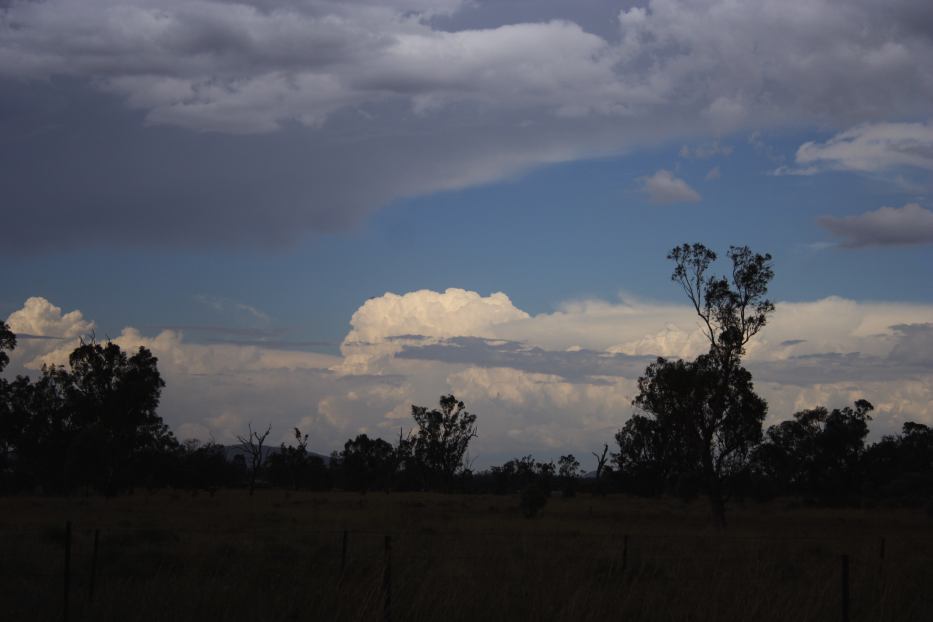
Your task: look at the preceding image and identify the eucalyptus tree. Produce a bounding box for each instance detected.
[625,244,774,528]
[410,394,477,489]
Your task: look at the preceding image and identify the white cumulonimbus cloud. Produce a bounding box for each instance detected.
[6,290,933,465]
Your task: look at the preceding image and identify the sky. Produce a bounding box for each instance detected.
[2,0,933,468]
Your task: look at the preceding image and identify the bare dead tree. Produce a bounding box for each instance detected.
[237,423,271,496]
[592,444,609,495]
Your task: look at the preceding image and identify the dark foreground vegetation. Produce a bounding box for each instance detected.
[1,491,932,622]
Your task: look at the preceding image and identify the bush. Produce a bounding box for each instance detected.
[520,483,547,518]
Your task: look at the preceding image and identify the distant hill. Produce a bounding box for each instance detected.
[222,445,331,465]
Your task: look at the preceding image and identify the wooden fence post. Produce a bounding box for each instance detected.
[341,529,348,572]
[63,521,71,622]
[879,536,885,580]
[840,554,850,622]
[88,529,100,603]
[383,535,392,622]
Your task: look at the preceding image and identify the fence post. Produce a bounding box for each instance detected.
[879,536,885,580]
[840,554,850,622]
[88,529,100,603]
[621,534,629,574]
[341,529,348,572]
[63,521,72,622]
[383,535,392,622]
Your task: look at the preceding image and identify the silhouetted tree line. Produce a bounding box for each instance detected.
[1,243,932,520]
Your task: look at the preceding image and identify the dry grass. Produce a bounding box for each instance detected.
[1,491,931,621]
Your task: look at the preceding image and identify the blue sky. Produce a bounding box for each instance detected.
[3,129,930,347]
[2,0,933,464]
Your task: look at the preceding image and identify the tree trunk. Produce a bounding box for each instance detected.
[703,450,727,530]
[708,487,727,530]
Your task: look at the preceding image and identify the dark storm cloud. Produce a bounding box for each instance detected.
[888,323,933,366]
[751,323,933,385]
[2,0,933,251]
[396,336,652,383]
[819,204,933,248]
[11,333,64,341]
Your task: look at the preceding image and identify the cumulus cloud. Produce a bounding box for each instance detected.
[6,296,94,339]
[7,290,933,462]
[2,0,933,249]
[641,170,701,204]
[819,203,933,247]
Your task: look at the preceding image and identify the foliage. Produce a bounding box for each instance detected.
[520,482,548,517]
[622,355,767,499]
[266,428,330,491]
[236,423,271,495]
[2,338,172,493]
[557,454,581,497]
[752,400,873,502]
[621,243,774,527]
[410,394,477,488]
[340,433,396,492]
[0,321,15,374]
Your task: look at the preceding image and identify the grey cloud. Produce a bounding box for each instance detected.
[680,142,733,159]
[3,0,933,250]
[385,334,431,342]
[752,324,933,386]
[10,333,65,341]
[779,339,806,347]
[819,203,933,248]
[888,323,933,366]
[749,353,907,386]
[198,338,335,351]
[396,336,653,383]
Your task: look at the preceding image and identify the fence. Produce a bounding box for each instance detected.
[2,523,930,622]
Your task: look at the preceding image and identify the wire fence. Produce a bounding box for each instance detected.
[2,522,932,621]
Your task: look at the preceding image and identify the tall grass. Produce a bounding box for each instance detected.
[1,491,930,621]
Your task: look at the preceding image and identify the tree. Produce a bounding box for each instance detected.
[614,414,680,496]
[175,439,234,495]
[64,340,173,492]
[629,244,774,528]
[3,367,71,491]
[862,421,933,505]
[2,339,172,493]
[558,454,581,497]
[0,321,15,374]
[410,394,477,489]
[0,322,17,483]
[267,428,328,491]
[237,423,271,495]
[668,244,774,360]
[591,444,610,495]
[341,434,395,492]
[759,400,873,501]
[630,354,766,514]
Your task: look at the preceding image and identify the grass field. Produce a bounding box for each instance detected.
[1,491,931,621]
